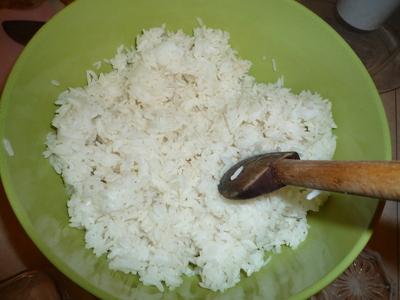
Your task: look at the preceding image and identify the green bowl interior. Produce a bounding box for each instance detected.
[0,0,390,299]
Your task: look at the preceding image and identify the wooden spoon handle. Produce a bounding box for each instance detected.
[273,160,400,201]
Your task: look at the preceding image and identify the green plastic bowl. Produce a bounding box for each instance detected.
[0,0,390,299]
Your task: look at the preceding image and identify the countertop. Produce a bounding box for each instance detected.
[0,1,398,299]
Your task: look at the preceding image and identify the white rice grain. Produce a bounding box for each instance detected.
[51,80,60,86]
[272,58,277,72]
[92,61,102,70]
[230,166,244,181]
[307,189,324,200]
[3,138,14,156]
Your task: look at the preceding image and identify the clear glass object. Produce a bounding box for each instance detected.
[337,0,400,31]
[309,248,397,299]
[0,270,61,300]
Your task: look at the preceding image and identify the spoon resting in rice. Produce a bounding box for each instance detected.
[218,151,400,201]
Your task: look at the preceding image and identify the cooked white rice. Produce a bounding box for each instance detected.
[51,80,60,86]
[43,23,337,292]
[230,165,244,181]
[3,138,14,156]
[272,59,277,72]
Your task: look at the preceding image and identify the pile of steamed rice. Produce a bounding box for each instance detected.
[43,22,337,292]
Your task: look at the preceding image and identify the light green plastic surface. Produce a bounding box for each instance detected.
[0,0,391,299]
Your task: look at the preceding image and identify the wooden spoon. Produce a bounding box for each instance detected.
[218,151,400,201]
